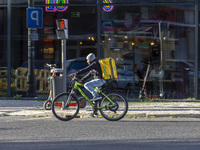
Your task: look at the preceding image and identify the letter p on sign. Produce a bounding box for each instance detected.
[27,8,43,28]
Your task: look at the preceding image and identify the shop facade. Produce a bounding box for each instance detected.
[0,0,199,99]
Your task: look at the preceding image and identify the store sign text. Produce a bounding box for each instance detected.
[46,0,69,12]
[46,0,113,12]
[103,0,114,12]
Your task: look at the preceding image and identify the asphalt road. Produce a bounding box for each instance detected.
[0,117,200,150]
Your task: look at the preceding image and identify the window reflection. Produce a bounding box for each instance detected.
[101,5,195,99]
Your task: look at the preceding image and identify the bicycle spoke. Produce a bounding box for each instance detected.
[99,93,128,121]
[52,92,79,121]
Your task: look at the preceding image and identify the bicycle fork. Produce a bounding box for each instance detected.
[63,90,75,109]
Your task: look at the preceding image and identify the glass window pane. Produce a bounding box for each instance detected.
[34,0,97,5]
[147,0,196,3]
[111,0,196,3]
[101,4,195,99]
[10,6,97,97]
[11,0,27,5]
[0,0,7,5]
[0,7,7,96]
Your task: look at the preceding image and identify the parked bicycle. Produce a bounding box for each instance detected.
[43,63,57,110]
[52,76,128,121]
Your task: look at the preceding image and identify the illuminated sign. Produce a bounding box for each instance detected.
[56,19,67,29]
[103,0,114,12]
[60,20,65,28]
[71,12,80,18]
[60,20,65,29]
[46,0,113,12]
[46,0,69,12]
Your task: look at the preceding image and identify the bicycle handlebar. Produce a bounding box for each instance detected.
[71,76,79,82]
[46,63,57,68]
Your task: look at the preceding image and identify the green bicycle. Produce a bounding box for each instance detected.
[52,77,128,121]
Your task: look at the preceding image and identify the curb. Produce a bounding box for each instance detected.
[1,102,200,119]
[1,109,200,119]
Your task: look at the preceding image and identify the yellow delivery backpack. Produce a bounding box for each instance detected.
[99,57,118,80]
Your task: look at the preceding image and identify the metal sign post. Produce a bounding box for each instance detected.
[26,1,43,97]
[159,22,164,98]
[62,40,66,92]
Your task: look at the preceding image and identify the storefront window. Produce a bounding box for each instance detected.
[43,6,97,60]
[0,7,7,96]
[0,0,7,5]
[12,0,97,5]
[0,0,198,99]
[198,1,200,98]
[147,0,196,3]
[11,0,28,5]
[10,5,97,97]
[101,4,195,99]
[34,0,97,5]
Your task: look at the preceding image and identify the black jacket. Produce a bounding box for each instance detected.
[76,59,103,81]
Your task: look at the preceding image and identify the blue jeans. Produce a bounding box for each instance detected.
[84,79,106,97]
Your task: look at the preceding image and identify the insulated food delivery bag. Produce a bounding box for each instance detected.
[99,57,118,80]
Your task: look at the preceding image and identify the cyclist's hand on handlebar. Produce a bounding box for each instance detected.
[70,73,77,77]
[79,79,83,83]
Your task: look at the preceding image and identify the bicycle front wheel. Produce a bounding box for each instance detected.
[99,93,128,121]
[52,92,79,121]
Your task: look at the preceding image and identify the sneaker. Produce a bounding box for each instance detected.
[91,95,102,101]
[89,112,99,118]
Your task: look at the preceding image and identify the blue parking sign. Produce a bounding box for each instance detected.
[27,8,43,28]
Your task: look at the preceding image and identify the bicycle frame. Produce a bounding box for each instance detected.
[69,80,115,109]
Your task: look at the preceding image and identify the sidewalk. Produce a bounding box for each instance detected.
[0,100,200,118]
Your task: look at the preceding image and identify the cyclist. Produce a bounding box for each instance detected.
[70,53,106,101]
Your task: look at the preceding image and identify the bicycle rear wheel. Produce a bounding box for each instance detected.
[52,92,79,121]
[99,93,128,121]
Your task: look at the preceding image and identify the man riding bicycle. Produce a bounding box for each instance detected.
[70,53,106,101]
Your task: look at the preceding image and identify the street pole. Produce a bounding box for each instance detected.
[159,22,163,69]
[159,22,164,98]
[61,39,66,92]
[27,0,36,97]
[7,0,11,97]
